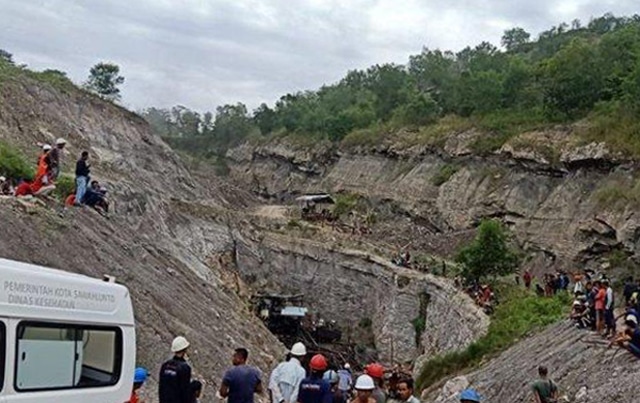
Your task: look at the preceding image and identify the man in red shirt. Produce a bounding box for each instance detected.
[594,280,606,335]
[523,270,532,289]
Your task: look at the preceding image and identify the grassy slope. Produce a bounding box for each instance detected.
[416,285,570,392]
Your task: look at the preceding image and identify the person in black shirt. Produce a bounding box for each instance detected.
[159,336,192,403]
[75,151,90,205]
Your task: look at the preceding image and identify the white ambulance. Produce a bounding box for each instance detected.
[0,258,136,402]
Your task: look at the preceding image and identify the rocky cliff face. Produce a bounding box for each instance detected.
[226,130,640,272]
[0,77,285,401]
[0,73,489,401]
[427,321,640,403]
[233,229,488,365]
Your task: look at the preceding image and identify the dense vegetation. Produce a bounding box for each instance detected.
[415,286,570,392]
[141,13,640,156]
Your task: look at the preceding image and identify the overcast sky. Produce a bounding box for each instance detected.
[1,0,638,112]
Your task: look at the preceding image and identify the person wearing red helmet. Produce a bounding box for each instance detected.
[297,354,332,403]
[364,363,386,403]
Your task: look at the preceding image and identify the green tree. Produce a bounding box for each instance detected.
[539,38,605,118]
[455,220,519,282]
[501,28,531,51]
[0,49,14,64]
[253,103,277,135]
[84,62,125,101]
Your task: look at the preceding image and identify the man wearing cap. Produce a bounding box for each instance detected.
[46,138,66,181]
[337,364,353,398]
[269,342,307,403]
[159,336,192,403]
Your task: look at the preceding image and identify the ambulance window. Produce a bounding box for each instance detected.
[0,321,5,392]
[15,322,122,391]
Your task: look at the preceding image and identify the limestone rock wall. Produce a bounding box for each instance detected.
[234,231,489,364]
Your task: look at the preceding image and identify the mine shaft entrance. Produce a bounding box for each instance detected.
[250,293,376,369]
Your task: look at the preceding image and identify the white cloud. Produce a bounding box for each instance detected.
[0,0,637,112]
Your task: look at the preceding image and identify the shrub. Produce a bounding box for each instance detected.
[53,174,75,200]
[415,286,569,392]
[0,141,34,180]
[431,164,458,186]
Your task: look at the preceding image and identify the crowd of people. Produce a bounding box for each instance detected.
[568,275,640,358]
[0,139,110,215]
[127,338,483,403]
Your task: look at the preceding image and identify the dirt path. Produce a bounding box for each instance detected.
[253,205,290,219]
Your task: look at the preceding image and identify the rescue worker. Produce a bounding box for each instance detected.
[298,354,332,403]
[337,363,353,399]
[459,388,482,402]
[219,348,263,403]
[129,367,148,403]
[394,378,419,403]
[159,336,192,403]
[351,375,376,403]
[323,370,345,403]
[364,363,386,403]
[269,342,307,403]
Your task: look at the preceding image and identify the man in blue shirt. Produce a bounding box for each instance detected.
[220,348,263,403]
[298,354,332,403]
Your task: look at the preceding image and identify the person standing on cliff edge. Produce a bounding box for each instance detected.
[74,150,90,205]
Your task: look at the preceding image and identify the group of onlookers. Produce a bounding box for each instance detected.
[0,139,110,215]
[126,338,483,403]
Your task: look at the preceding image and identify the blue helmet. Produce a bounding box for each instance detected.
[134,367,148,384]
[459,389,482,402]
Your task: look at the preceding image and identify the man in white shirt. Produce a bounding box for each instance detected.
[269,342,307,403]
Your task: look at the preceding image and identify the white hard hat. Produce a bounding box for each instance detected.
[171,336,190,352]
[0,176,5,182]
[626,315,638,324]
[42,144,52,151]
[290,342,307,356]
[344,363,351,369]
[354,374,375,391]
[56,138,67,145]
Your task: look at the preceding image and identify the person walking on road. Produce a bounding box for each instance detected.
[159,336,192,403]
[220,348,263,403]
[269,342,307,403]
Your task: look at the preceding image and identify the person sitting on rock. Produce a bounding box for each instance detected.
[611,315,640,358]
[531,365,558,403]
[0,176,12,195]
[570,295,590,329]
[82,180,110,214]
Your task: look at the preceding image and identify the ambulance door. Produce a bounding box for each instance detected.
[0,319,6,402]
